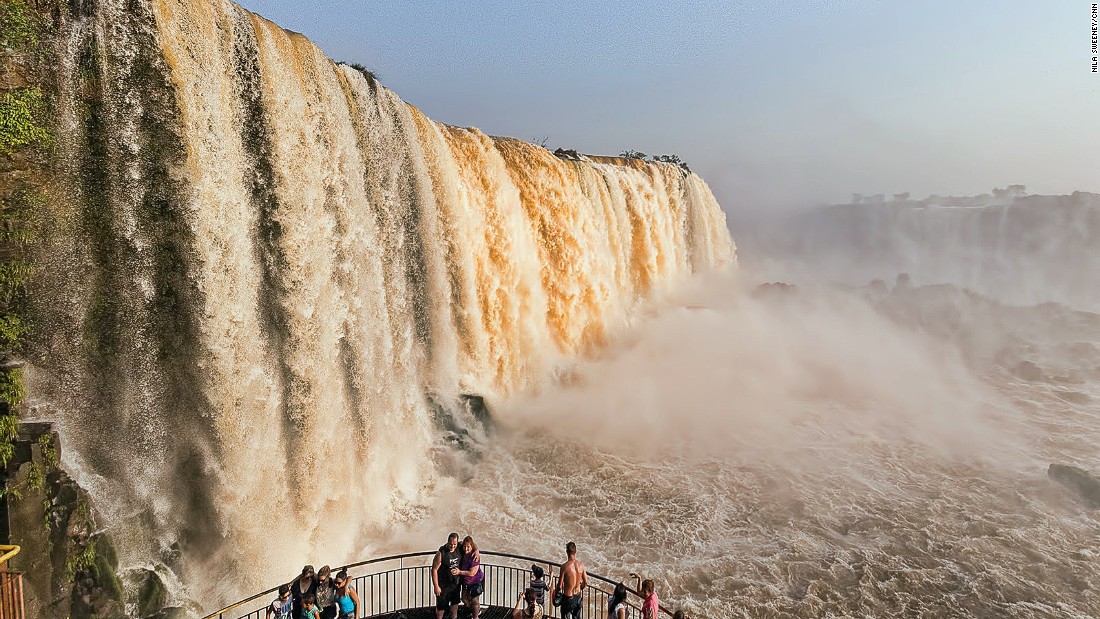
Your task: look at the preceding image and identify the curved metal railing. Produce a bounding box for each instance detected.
[0,546,20,566]
[203,550,672,619]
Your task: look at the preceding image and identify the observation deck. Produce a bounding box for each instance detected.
[204,550,672,619]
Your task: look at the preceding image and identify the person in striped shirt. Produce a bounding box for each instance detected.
[529,564,551,607]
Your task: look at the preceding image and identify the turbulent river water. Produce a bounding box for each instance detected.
[400,273,1100,618]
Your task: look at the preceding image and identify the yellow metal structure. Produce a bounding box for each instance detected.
[0,546,23,619]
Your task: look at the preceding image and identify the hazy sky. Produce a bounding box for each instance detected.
[234,0,1100,211]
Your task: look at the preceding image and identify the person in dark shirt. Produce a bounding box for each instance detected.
[528,565,551,607]
[432,533,462,619]
[289,565,318,619]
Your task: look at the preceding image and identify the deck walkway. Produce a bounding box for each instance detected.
[367,606,519,619]
[203,551,653,619]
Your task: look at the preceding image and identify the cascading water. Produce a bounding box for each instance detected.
[26,0,734,606]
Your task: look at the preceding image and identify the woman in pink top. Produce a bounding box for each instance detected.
[640,579,659,619]
[453,536,484,619]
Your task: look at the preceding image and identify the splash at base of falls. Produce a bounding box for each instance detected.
[396,272,1100,618]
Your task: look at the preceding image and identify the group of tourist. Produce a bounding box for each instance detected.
[266,535,680,619]
[432,534,677,619]
[266,565,358,619]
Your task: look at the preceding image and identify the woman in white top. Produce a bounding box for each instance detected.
[511,587,544,619]
[607,582,628,619]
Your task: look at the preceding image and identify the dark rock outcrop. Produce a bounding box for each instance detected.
[4,423,127,619]
[552,148,585,161]
[1048,464,1100,508]
[460,394,493,434]
[136,568,168,618]
[426,392,493,453]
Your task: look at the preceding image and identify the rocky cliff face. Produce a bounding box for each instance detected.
[5,423,126,619]
[0,3,133,618]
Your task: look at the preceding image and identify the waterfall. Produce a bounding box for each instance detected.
[28,0,735,602]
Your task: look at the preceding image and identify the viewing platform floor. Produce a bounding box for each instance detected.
[367,607,518,619]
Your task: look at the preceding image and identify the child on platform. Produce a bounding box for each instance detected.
[301,594,321,619]
[266,585,293,619]
[529,564,550,607]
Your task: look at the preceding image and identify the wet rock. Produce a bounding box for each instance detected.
[427,394,470,448]
[426,392,493,453]
[552,148,584,161]
[70,533,125,619]
[6,423,126,619]
[137,568,168,618]
[460,394,493,434]
[1047,464,1100,508]
[159,541,182,571]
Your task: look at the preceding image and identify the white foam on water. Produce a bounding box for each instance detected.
[397,272,1100,617]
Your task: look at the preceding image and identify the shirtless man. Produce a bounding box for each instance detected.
[554,541,588,619]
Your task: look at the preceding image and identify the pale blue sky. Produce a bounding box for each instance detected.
[235,0,1100,211]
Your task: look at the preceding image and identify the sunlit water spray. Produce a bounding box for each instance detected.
[400,271,1100,618]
